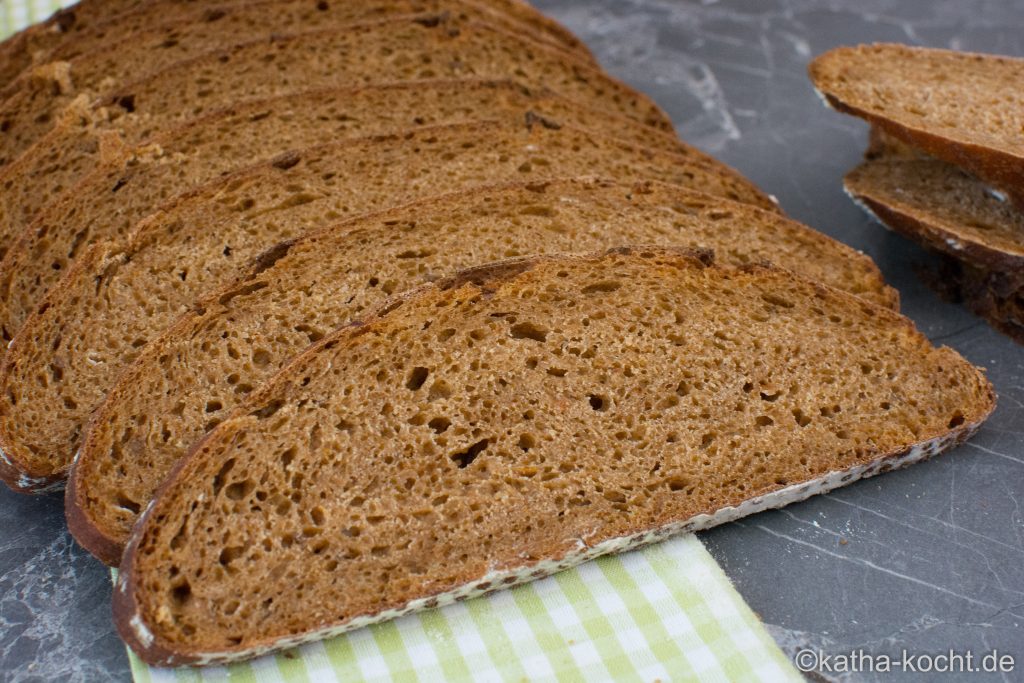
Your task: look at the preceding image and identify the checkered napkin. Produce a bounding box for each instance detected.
[121,535,798,682]
[4,2,800,680]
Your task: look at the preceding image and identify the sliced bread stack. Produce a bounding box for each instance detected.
[0,2,995,667]
[810,43,1024,342]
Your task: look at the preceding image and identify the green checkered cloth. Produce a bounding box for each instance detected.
[4,2,801,680]
[123,535,798,682]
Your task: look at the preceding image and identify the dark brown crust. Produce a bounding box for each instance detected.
[810,45,1024,209]
[845,177,1024,274]
[113,248,994,666]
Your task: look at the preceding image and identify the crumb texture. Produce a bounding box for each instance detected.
[0,12,664,164]
[0,79,685,342]
[123,249,991,659]
[73,179,891,559]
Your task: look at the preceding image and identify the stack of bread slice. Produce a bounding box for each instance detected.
[810,43,1024,343]
[0,1,995,666]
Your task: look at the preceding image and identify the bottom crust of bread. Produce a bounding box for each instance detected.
[114,419,982,667]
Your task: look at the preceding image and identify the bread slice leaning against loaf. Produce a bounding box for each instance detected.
[67,178,895,564]
[0,0,595,165]
[0,120,774,493]
[843,134,1024,344]
[113,246,993,667]
[808,43,1024,209]
[0,78,688,342]
[0,13,662,167]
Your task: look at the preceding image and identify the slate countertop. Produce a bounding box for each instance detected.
[2,1,1022,681]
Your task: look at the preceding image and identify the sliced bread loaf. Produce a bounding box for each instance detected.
[0,13,665,166]
[67,178,894,564]
[0,79,693,341]
[809,43,1024,208]
[0,120,775,492]
[112,247,993,666]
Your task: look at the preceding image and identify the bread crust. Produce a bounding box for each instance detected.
[112,248,994,666]
[810,44,1024,209]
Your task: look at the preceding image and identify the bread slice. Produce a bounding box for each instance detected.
[845,156,1024,344]
[0,120,775,493]
[0,79,693,341]
[111,246,992,666]
[0,13,664,166]
[809,43,1024,208]
[66,178,895,564]
[845,157,1024,273]
[845,126,1024,344]
[9,0,592,87]
[0,0,594,163]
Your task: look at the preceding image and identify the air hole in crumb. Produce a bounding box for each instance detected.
[219,546,244,565]
[667,477,689,492]
[406,366,429,391]
[170,581,191,606]
[224,479,254,500]
[510,322,548,342]
[428,417,451,433]
[115,493,141,514]
[948,411,965,428]
[581,281,622,294]
[755,416,774,427]
[212,458,236,494]
[450,439,488,468]
[588,394,609,411]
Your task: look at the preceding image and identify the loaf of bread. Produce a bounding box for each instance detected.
[809,43,1024,209]
[0,13,665,166]
[0,79,693,343]
[112,247,992,666]
[67,178,895,563]
[0,120,773,492]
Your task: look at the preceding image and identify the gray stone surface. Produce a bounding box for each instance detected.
[1,1,1022,681]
